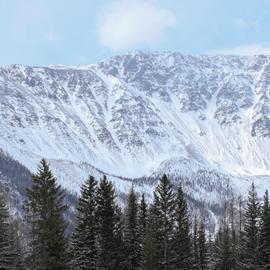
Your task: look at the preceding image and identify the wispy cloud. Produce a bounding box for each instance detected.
[209,43,270,55]
[97,0,176,51]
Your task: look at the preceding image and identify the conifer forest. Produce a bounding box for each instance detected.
[0,159,269,270]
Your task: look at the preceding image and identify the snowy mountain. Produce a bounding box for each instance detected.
[0,51,270,227]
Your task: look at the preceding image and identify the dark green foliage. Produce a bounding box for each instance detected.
[0,190,15,268]
[241,182,260,270]
[26,159,68,270]
[113,205,126,270]
[139,193,148,269]
[70,176,98,269]
[229,200,237,269]
[0,184,25,269]
[198,220,208,270]
[235,196,245,270]
[193,217,199,268]
[145,205,159,270]
[9,219,25,269]
[211,200,237,270]
[124,187,143,270]
[139,193,148,237]
[212,224,235,270]
[173,185,193,270]
[144,228,157,270]
[96,176,124,270]
[151,174,176,270]
[258,190,270,269]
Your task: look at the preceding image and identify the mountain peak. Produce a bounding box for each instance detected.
[0,53,269,193]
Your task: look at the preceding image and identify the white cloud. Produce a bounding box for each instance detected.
[97,0,176,51]
[209,43,270,56]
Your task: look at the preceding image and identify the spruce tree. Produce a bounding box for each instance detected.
[144,229,156,270]
[198,220,208,270]
[96,176,123,270]
[10,219,25,269]
[212,200,236,270]
[139,193,148,238]
[241,182,260,270]
[139,193,148,269]
[70,176,98,269]
[173,185,193,270]
[259,190,270,269]
[124,187,142,270]
[0,189,15,268]
[212,224,234,270]
[193,216,199,268]
[207,234,215,270]
[235,196,245,270]
[145,206,158,270]
[113,205,126,270]
[151,174,175,270]
[229,199,237,270]
[26,159,68,270]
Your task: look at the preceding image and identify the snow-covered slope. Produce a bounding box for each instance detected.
[0,52,270,220]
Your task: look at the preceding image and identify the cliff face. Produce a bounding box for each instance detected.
[0,52,270,227]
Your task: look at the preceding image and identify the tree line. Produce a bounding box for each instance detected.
[0,159,269,270]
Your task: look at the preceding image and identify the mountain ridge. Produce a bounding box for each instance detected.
[0,52,270,221]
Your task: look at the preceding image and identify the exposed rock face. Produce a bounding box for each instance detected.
[0,52,270,228]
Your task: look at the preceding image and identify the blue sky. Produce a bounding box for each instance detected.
[1,0,270,65]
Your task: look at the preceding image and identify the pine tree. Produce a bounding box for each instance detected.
[241,182,260,270]
[212,224,234,270]
[207,234,215,270]
[235,196,245,270]
[10,219,25,269]
[139,193,148,269]
[151,174,175,270]
[139,193,148,238]
[96,176,124,270]
[229,199,237,270]
[0,189,15,268]
[113,205,126,270]
[70,175,98,269]
[198,220,208,270]
[145,206,158,270]
[173,185,193,270]
[193,216,199,268]
[26,159,68,270]
[124,187,142,270]
[258,190,270,269]
[144,229,156,270]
